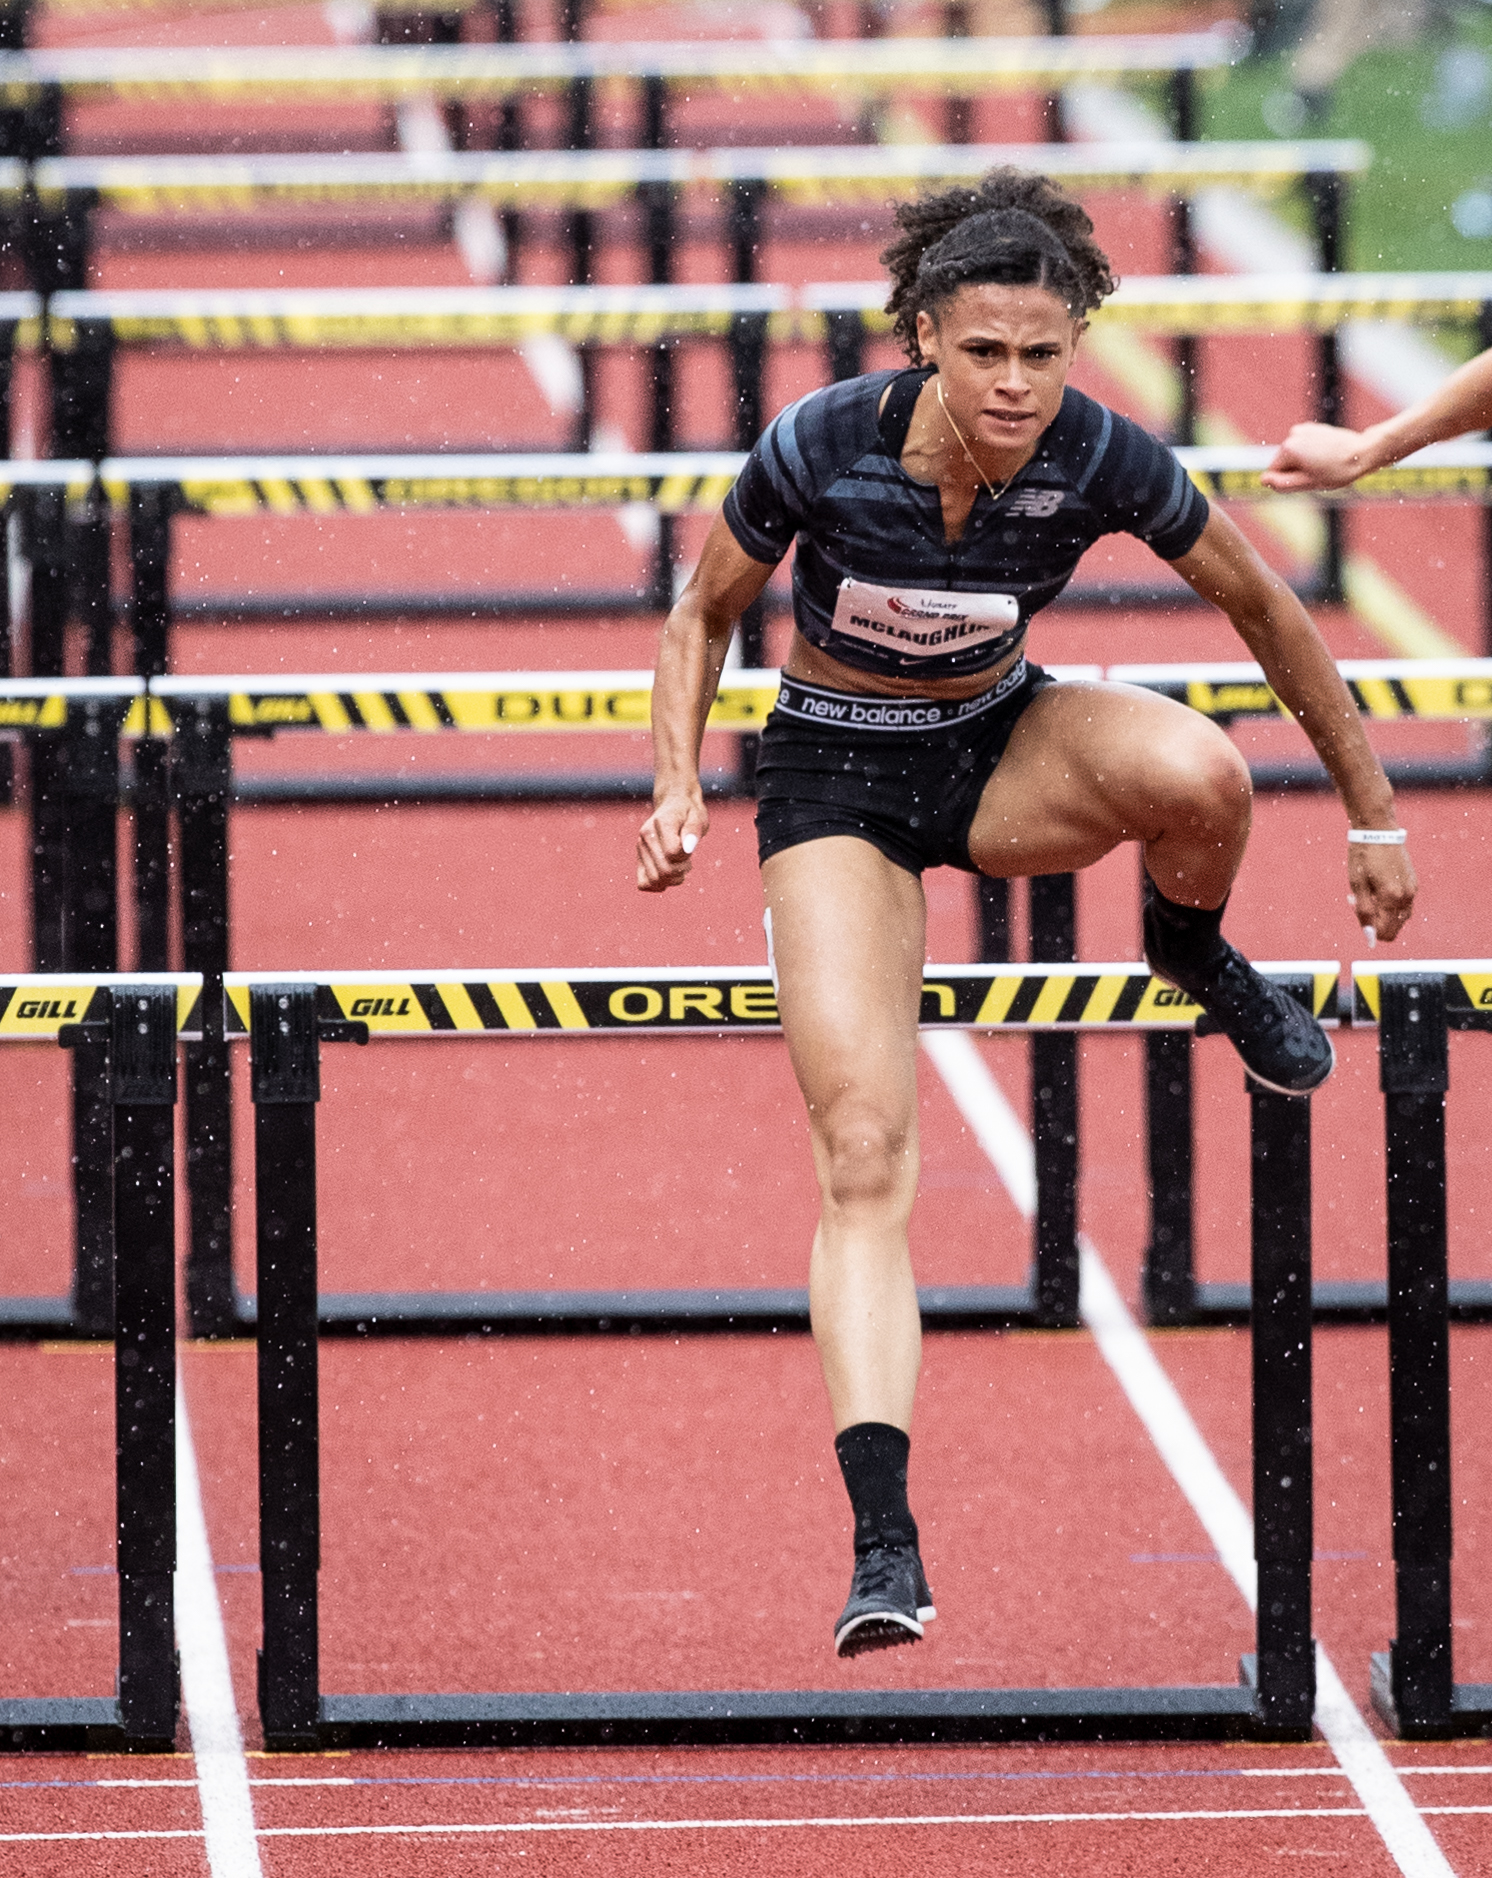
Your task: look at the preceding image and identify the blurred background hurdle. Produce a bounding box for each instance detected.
[22,139,1363,298]
[0,26,1245,160]
[3,268,1485,646]
[67,441,1492,703]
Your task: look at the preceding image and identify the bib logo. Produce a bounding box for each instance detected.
[1007,489,1064,519]
[886,594,963,621]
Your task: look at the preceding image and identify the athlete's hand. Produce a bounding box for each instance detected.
[637,789,709,893]
[1349,840,1417,946]
[1261,423,1376,493]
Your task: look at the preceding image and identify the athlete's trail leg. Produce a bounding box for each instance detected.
[966,681,1252,901]
[763,838,927,1434]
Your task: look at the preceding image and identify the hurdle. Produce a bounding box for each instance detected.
[143,657,1492,1339]
[1118,657,1492,1330]
[71,444,1492,678]
[231,964,1324,1746]
[1346,961,1492,1739]
[0,27,1245,159]
[44,254,1461,475]
[0,973,197,1749]
[25,136,1364,304]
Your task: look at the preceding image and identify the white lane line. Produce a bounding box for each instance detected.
[56,1763,1492,1788]
[922,1031,1458,1878]
[6,1808,1492,1845]
[176,1371,265,1878]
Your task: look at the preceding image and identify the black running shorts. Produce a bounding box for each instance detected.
[754,658,1056,878]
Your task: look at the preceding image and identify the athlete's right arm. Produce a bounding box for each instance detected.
[636,515,777,893]
[1262,345,1492,492]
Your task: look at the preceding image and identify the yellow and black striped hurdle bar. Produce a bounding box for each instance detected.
[235,958,1327,1747]
[77,444,1492,678]
[0,26,1246,116]
[48,256,1485,467]
[0,26,1246,184]
[0,971,201,1751]
[27,132,1363,302]
[1343,961,1492,1739]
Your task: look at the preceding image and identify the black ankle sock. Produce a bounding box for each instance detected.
[1143,876,1227,977]
[834,1422,918,1555]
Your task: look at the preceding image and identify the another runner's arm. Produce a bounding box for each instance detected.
[1168,507,1416,942]
[637,516,775,893]
[1262,346,1492,492]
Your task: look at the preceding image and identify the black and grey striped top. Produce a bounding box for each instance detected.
[722,365,1210,682]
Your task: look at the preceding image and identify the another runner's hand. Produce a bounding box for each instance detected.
[1261,423,1374,493]
[1349,840,1416,945]
[637,791,709,892]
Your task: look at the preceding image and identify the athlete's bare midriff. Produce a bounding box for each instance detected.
[782,628,1029,702]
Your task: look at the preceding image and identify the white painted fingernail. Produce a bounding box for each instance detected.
[681,832,698,855]
[1364,926,1377,948]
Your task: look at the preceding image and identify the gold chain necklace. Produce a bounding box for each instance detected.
[936,378,1013,504]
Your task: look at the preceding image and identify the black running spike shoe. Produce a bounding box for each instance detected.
[1144,910,1333,1097]
[834,1545,937,1658]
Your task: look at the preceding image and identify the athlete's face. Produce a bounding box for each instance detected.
[916,284,1080,462]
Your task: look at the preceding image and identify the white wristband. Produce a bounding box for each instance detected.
[1347,827,1407,845]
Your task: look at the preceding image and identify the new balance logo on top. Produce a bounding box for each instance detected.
[1006,489,1065,518]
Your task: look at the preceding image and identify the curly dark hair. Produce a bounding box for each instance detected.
[881,168,1117,363]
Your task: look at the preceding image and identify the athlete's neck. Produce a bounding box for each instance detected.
[901,376,1041,493]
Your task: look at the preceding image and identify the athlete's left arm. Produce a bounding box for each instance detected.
[1168,506,1416,942]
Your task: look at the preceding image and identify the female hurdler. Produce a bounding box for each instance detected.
[636,171,1417,1657]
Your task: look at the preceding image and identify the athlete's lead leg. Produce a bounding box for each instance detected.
[968,682,1332,1095]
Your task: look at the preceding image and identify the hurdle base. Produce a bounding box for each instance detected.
[301,1683,1278,1753]
[1369,1653,1492,1741]
[1179,1279,1492,1328]
[233,1285,1044,1337]
[231,768,743,807]
[0,1296,99,1339]
[0,1697,155,1752]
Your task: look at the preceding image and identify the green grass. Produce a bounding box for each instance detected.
[1195,5,1492,290]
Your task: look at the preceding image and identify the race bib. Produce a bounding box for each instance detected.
[830,579,1021,660]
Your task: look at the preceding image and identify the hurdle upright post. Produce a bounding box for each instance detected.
[1372,974,1455,1735]
[111,983,181,1748]
[1030,872,1079,1326]
[128,485,174,971]
[1247,1066,1316,1736]
[22,482,70,972]
[66,693,125,1336]
[1142,1030,1196,1325]
[1305,168,1346,604]
[252,984,324,1749]
[176,697,240,1338]
[48,316,113,459]
[641,101,678,616]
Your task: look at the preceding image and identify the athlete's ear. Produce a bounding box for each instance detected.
[915,307,939,365]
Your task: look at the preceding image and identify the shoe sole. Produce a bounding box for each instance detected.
[1145,959,1336,1098]
[835,1610,924,1657]
[917,1604,937,1622]
[1240,1032,1336,1099]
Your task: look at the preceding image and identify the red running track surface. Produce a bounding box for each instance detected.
[3,7,1492,1870]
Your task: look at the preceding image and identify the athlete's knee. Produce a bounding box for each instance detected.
[1158,725,1251,832]
[816,1103,915,1213]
